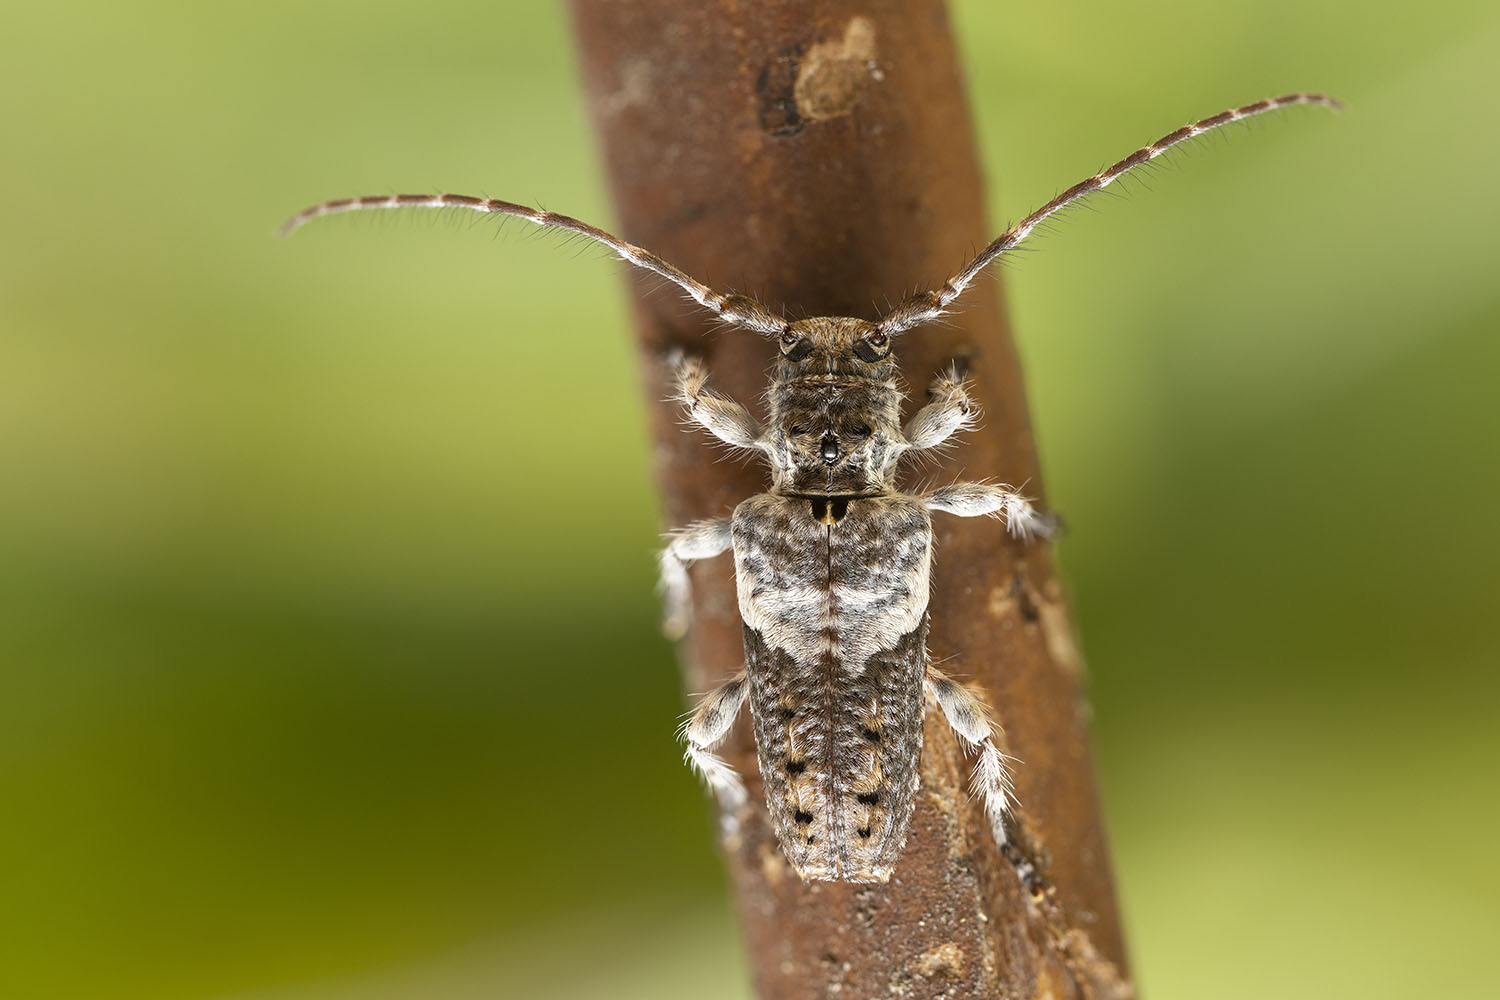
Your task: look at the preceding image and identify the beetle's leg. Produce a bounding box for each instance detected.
[680,671,750,821]
[926,665,1017,847]
[904,362,978,451]
[923,482,1057,540]
[671,354,765,451]
[659,517,734,640]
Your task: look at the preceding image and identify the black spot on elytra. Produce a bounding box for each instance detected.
[787,759,807,775]
[857,826,872,839]
[860,726,881,743]
[856,791,880,806]
[779,706,796,721]
[794,809,814,825]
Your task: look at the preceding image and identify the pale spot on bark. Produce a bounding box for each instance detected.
[598,55,652,117]
[1035,959,1069,1000]
[987,583,1016,619]
[1058,927,1137,1000]
[795,17,879,122]
[759,839,789,888]
[1039,580,1084,680]
[910,941,965,978]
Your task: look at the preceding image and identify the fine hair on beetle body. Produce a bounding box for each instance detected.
[283,92,1340,883]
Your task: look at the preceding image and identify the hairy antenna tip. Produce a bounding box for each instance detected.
[275,213,307,239]
[1305,92,1346,113]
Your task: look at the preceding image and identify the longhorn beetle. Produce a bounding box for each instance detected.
[283,92,1340,882]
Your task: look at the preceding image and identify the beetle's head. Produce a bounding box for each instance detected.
[769,317,905,494]
[774,317,897,381]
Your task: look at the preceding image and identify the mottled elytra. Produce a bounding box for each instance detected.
[284,92,1339,882]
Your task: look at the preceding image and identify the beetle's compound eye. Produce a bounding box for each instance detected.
[789,425,807,438]
[852,424,872,439]
[780,331,814,361]
[854,329,891,362]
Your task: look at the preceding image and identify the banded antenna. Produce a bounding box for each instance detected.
[875,92,1342,334]
[279,194,789,336]
[281,92,1340,336]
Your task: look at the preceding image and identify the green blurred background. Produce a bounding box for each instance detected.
[2,2,1496,997]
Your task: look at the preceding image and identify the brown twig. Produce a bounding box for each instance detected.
[568,2,1132,997]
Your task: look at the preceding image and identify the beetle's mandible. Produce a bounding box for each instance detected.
[283,92,1340,883]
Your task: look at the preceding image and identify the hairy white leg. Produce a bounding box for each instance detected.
[904,363,977,451]
[659,517,734,640]
[926,666,1016,848]
[680,671,750,822]
[672,354,766,451]
[924,481,1056,540]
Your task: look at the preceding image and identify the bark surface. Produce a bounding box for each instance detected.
[568,3,1132,997]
